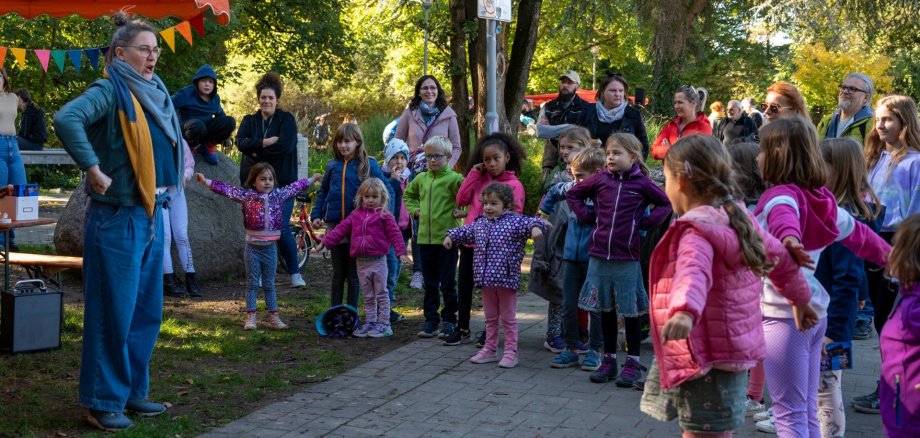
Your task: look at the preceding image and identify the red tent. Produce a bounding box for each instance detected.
[0,0,231,24]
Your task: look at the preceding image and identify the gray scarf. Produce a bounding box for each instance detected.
[596,99,627,124]
[108,58,182,145]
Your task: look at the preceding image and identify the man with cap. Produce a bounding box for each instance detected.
[536,70,588,181]
[171,64,236,164]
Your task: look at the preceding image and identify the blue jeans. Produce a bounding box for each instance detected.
[278,197,299,275]
[856,296,874,322]
[79,198,165,412]
[245,242,278,312]
[0,135,26,245]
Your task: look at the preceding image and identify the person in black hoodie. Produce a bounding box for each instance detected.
[235,71,306,287]
[14,88,47,151]
[171,64,235,164]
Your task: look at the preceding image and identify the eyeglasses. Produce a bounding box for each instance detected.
[425,154,447,161]
[838,84,867,95]
[127,45,162,58]
[761,103,792,114]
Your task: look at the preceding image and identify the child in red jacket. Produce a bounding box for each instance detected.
[315,178,411,338]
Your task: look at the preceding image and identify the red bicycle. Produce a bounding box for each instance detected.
[286,192,329,271]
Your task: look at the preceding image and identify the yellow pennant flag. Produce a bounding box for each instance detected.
[175,21,194,45]
[11,48,27,68]
[159,27,176,52]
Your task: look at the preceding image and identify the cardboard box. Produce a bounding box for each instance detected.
[0,184,39,221]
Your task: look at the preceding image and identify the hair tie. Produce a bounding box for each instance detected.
[723,194,734,204]
[683,161,693,177]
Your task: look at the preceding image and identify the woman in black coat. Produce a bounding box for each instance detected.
[576,75,649,158]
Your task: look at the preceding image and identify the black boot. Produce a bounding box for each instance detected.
[163,273,187,297]
[185,272,203,297]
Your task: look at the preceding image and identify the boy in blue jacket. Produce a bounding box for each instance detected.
[171,64,236,164]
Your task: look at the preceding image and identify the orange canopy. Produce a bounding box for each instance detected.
[0,0,231,25]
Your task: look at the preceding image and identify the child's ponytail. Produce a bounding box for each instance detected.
[666,135,774,276]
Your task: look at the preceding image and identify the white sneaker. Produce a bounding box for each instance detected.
[745,397,765,416]
[409,272,423,289]
[290,273,306,288]
[243,313,257,330]
[755,416,776,434]
[753,408,773,422]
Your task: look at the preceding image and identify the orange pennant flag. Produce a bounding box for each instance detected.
[159,27,176,52]
[176,21,194,45]
[0,47,6,67]
[11,48,27,68]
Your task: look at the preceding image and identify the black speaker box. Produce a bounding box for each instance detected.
[1,286,62,353]
[634,88,646,106]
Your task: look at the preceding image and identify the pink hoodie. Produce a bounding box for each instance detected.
[755,184,891,319]
[321,207,408,258]
[649,205,811,390]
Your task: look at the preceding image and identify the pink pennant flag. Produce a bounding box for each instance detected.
[34,49,51,72]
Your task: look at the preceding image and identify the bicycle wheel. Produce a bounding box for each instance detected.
[294,227,311,269]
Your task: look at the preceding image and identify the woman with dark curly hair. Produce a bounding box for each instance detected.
[235,72,305,287]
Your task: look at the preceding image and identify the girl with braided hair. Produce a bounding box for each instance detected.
[640,134,817,437]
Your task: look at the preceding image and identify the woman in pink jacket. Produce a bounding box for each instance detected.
[316,178,411,338]
[395,75,462,168]
[640,135,818,438]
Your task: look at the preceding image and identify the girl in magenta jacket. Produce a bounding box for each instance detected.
[316,178,411,338]
[640,135,816,437]
[880,214,920,438]
[755,117,891,437]
[450,133,527,346]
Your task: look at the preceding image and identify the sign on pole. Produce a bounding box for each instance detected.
[477,0,512,23]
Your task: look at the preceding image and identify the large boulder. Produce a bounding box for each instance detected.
[54,152,247,281]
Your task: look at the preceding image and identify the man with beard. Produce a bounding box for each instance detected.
[817,73,875,144]
[536,71,588,180]
[715,100,758,145]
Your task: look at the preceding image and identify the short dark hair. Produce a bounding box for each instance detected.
[479,182,517,211]
[256,71,283,100]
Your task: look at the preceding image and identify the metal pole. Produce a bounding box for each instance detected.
[423,3,430,76]
[485,19,497,134]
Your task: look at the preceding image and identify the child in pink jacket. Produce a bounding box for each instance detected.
[316,178,411,338]
[640,135,818,437]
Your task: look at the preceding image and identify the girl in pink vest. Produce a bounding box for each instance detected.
[640,135,817,437]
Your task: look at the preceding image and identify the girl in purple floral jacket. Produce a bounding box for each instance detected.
[444,182,545,368]
[196,163,320,330]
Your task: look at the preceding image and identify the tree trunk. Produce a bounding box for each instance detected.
[503,0,542,137]
[448,0,472,171]
[648,0,709,114]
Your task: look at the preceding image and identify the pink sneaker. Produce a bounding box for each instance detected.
[243,312,257,330]
[499,353,518,368]
[470,348,499,364]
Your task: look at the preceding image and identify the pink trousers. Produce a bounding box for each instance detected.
[748,362,765,401]
[356,257,390,325]
[482,286,518,356]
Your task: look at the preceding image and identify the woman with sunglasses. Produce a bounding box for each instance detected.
[763,82,811,124]
[651,85,712,160]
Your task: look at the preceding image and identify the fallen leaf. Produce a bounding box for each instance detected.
[185,379,194,385]
[163,402,174,408]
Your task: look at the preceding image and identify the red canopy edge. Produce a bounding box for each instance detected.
[0,0,231,25]
[525,89,646,107]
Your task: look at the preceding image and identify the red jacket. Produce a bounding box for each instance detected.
[649,205,811,390]
[651,112,713,160]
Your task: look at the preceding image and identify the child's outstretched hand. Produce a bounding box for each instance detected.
[399,255,412,264]
[661,311,693,343]
[195,173,209,186]
[443,236,453,248]
[531,226,543,240]
[312,242,326,253]
[783,237,815,269]
[793,302,819,332]
[310,173,323,183]
[452,209,468,219]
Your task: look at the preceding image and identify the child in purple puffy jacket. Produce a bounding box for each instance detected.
[880,214,920,438]
[196,163,320,330]
[444,182,545,368]
[315,178,412,338]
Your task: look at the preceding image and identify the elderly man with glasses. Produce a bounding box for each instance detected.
[817,73,875,144]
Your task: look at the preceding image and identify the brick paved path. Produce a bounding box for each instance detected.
[200,293,885,437]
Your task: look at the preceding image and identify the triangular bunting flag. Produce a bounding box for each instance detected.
[0,47,6,68]
[11,48,27,68]
[189,14,205,38]
[51,50,66,73]
[85,48,99,70]
[67,50,82,73]
[100,47,109,56]
[34,49,51,72]
[176,21,194,45]
[159,27,176,52]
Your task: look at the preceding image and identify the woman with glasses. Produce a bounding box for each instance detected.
[763,81,811,124]
[395,75,462,290]
[235,72,306,287]
[54,12,182,431]
[651,85,712,160]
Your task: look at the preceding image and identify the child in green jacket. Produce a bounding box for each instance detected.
[403,136,465,338]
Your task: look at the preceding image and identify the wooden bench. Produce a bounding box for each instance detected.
[21,149,77,166]
[0,252,83,286]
